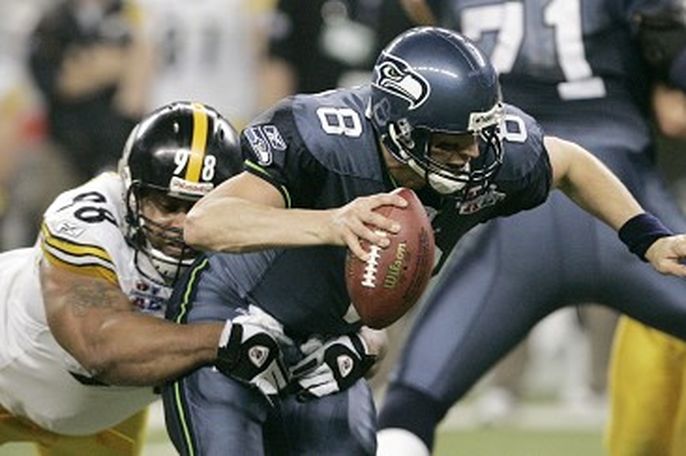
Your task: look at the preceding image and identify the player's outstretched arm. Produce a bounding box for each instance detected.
[42,261,291,394]
[41,260,223,386]
[546,136,686,276]
[546,136,642,229]
[184,171,406,260]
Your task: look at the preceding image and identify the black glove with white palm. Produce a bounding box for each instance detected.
[215,305,293,399]
[289,332,377,401]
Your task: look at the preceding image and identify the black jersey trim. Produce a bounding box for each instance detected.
[244,160,292,208]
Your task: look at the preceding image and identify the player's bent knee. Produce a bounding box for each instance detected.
[377,384,448,450]
[377,428,430,456]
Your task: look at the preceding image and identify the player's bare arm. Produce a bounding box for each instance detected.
[184,170,406,260]
[546,136,642,230]
[547,135,686,276]
[41,260,223,386]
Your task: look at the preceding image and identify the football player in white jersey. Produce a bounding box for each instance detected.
[0,101,247,455]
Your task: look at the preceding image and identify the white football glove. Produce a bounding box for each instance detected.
[215,306,293,398]
[289,333,376,400]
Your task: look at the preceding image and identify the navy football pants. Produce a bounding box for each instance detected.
[162,259,377,456]
[378,148,686,449]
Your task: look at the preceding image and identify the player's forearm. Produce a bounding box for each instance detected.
[185,196,336,252]
[560,154,642,230]
[87,314,223,386]
[549,137,643,230]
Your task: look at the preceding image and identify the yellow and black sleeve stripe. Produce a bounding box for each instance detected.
[40,223,119,285]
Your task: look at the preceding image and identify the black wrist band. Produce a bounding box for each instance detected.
[618,213,673,261]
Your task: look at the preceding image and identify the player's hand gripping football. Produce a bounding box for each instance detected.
[329,192,407,261]
[289,331,379,400]
[645,235,686,277]
[215,306,292,398]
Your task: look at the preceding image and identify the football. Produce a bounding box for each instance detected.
[345,187,435,329]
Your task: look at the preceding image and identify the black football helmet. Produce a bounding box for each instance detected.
[119,101,242,284]
[368,27,504,200]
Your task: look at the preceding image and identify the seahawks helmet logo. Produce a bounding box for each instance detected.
[373,53,431,110]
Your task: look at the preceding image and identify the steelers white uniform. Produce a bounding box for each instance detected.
[0,172,171,438]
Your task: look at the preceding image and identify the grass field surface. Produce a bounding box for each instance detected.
[1,399,606,455]
[434,428,602,456]
[1,428,603,456]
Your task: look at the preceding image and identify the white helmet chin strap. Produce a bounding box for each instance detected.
[145,244,194,286]
[406,158,468,194]
[134,214,195,286]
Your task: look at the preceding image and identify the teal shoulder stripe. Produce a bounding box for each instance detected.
[244,159,270,179]
[173,257,210,324]
[244,160,292,208]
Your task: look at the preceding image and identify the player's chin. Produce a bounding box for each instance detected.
[407,176,426,190]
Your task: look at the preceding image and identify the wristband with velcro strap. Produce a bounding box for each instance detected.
[618,212,673,261]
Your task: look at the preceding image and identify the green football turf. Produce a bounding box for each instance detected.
[2,428,603,455]
[434,428,603,456]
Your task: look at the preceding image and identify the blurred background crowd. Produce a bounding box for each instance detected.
[3,0,686,440]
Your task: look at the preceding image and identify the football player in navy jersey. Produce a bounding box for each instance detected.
[160,26,686,456]
[376,1,686,455]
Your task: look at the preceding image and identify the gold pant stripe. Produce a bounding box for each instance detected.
[0,405,148,456]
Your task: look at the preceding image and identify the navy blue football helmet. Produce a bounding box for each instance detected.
[368,27,504,198]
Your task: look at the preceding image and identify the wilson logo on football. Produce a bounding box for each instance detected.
[383,242,408,289]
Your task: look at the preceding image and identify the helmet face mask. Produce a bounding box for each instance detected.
[135,212,195,286]
[119,101,242,285]
[369,27,505,200]
[122,174,200,286]
[137,187,195,253]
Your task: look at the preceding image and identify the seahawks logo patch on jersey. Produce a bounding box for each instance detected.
[244,125,287,166]
[372,53,430,110]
